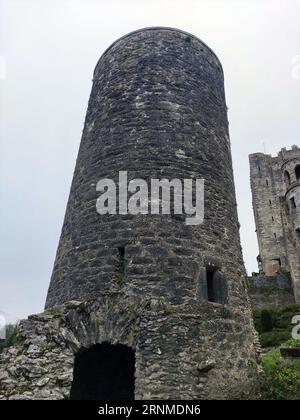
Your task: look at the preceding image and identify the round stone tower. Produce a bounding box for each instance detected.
[44,27,258,399]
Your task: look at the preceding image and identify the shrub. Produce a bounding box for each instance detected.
[253,305,300,348]
[259,339,300,400]
[260,330,291,348]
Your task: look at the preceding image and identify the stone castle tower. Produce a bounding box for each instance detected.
[0,28,258,400]
[250,146,300,302]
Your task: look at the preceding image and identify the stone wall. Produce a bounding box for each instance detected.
[249,147,300,301]
[46,27,248,312]
[284,184,300,300]
[247,273,295,309]
[0,296,260,400]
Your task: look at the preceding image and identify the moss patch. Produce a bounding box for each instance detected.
[41,308,64,318]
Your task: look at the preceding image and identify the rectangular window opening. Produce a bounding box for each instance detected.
[205,267,228,305]
[117,246,125,275]
[206,267,217,303]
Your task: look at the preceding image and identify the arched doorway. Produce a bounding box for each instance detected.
[69,343,135,400]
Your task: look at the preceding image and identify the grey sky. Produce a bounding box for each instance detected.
[1,0,299,321]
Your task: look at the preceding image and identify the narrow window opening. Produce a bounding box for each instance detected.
[266,179,269,186]
[269,199,272,206]
[290,197,296,209]
[117,246,125,274]
[295,165,300,181]
[284,170,291,187]
[285,203,290,215]
[272,216,274,222]
[207,268,216,302]
[274,233,277,239]
[206,267,228,304]
[116,246,126,285]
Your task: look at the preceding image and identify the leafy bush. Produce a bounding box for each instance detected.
[261,309,274,332]
[260,330,291,348]
[283,338,300,348]
[260,339,300,400]
[253,305,300,348]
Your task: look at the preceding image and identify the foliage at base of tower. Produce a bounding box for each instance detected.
[253,304,300,347]
[259,339,300,400]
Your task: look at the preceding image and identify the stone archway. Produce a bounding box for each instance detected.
[69,342,135,400]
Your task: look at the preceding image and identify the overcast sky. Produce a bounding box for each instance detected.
[0,0,299,322]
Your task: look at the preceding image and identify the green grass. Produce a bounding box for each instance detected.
[41,308,63,318]
[259,339,300,400]
[252,304,300,399]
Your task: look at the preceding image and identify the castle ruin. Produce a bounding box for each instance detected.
[0,27,259,400]
[249,147,300,303]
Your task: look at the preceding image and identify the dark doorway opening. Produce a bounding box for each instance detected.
[69,343,135,400]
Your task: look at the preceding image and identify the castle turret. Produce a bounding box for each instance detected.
[250,146,300,301]
[46,28,250,311]
[42,27,258,399]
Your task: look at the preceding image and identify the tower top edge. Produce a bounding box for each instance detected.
[93,26,223,76]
